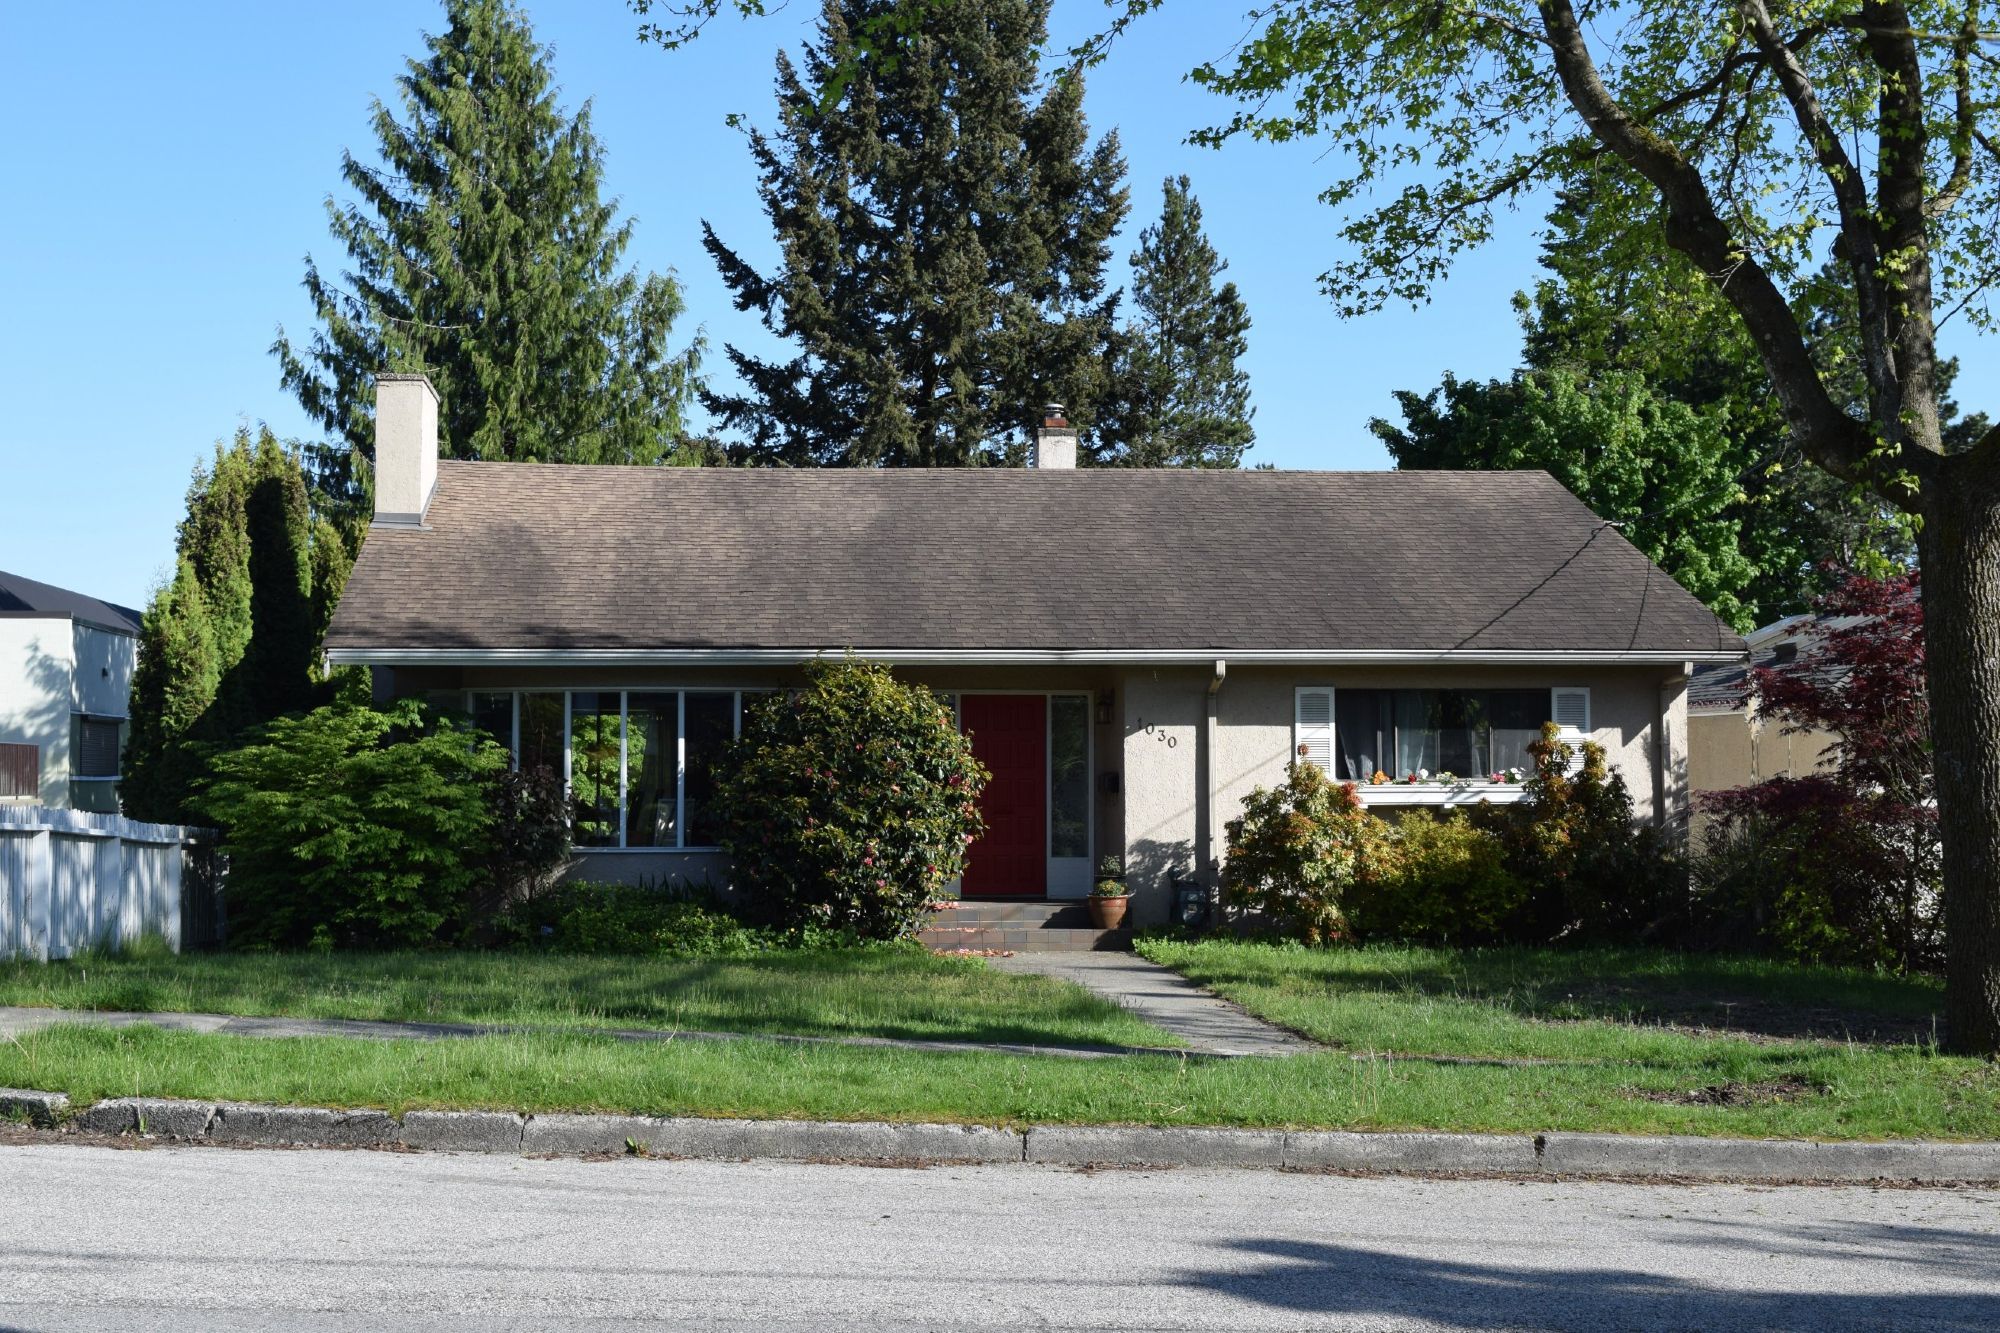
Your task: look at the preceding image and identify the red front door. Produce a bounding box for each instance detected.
[959,694,1047,898]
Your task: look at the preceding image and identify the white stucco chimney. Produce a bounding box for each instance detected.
[1031,402,1077,469]
[373,373,440,527]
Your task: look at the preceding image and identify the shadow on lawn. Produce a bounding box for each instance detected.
[1174,946,1946,1047]
[1180,1221,2000,1329]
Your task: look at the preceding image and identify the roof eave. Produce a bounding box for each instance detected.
[325,646,1744,668]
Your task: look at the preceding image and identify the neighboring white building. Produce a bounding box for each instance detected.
[0,571,140,813]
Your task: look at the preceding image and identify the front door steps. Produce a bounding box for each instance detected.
[919,900,1131,953]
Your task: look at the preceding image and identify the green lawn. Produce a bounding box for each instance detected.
[1132,938,1945,1061]
[0,948,1174,1051]
[4,1021,1995,1139]
[4,940,1993,1140]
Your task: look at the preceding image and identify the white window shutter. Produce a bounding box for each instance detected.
[1295,688,1333,774]
[1551,687,1592,774]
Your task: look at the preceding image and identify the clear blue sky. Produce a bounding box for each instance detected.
[4,2,1992,613]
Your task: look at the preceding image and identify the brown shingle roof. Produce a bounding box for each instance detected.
[324,462,1743,659]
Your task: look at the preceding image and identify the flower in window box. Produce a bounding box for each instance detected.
[1370,770,1389,785]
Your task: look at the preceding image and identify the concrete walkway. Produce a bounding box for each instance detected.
[0,1005,1185,1062]
[987,952,1318,1056]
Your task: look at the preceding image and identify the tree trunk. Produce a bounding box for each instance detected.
[1919,465,2000,1053]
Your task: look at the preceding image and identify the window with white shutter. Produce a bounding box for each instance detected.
[1294,688,1333,774]
[1551,688,1592,773]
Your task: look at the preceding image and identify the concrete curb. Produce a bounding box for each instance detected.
[0,1087,68,1127]
[18,1091,2000,1183]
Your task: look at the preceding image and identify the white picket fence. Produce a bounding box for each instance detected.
[0,806,209,960]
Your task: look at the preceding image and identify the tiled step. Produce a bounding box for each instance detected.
[918,924,1134,953]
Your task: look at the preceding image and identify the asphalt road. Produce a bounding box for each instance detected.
[2,1143,1998,1331]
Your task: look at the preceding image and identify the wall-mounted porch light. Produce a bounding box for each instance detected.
[1095,690,1113,725]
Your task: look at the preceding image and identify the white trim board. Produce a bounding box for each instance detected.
[329,646,1734,668]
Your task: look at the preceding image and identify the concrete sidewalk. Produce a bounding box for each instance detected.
[987,952,1317,1056]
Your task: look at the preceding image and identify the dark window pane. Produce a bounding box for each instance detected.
[1334,690,1389,781]
[75,718,122,778]
[519,693,565,782]
[626,693,679,848]
[1436,691,1485,777]
[470,693,514,759]
[569,692,622,848]
[1050,695,1089,858]
[684,692,734,847]
[1487,689,1549,775]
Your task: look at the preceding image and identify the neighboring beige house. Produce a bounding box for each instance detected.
[326,375,1745,924]
[0,571,140,813]
[1688,614,1848,801]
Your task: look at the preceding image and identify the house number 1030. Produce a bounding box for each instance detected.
[1137,718,1178,749]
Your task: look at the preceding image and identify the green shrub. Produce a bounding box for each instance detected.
[472,762,574,925]
[714,657,987,940]
[1479,722,1686,943]
[1221,762,1391,943]
[498,881,773,956]
[197,699,507,949]
[1347,810,1524,943]
[1692,781,1937,970]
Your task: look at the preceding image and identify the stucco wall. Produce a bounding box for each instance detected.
[0,618,75,806]
[1208,664,1686,822]
[1119,666,1208,924]
[72,624,135,718]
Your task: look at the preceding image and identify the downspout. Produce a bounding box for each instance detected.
[1205,659,1227,884]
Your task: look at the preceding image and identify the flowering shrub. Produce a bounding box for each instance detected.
[714,657,987,940]
[1221,762,1391,943]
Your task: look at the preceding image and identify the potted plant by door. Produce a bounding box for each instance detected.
[1089,855,1132,930]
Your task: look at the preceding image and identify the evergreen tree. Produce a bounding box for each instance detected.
[122,430,337,822]
[703,0,1129,467]
[274,0,703,514]
[1119,175,1253,468]
[122,557,221,824]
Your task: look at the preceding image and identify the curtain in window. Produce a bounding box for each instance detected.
[1487,690,1548,773]
[1334,690,1389,781]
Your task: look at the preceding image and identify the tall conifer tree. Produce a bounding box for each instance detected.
[123,431,337,823]
[703,0,1129,466]
[275,0,703,513]
[1119,176,1254,468]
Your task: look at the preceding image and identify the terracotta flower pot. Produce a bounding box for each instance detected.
[1088,895,1131,930]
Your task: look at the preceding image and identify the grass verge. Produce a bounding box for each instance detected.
[3,1023,1996,1139]
[0,948,1173,1051]
[1134,938,1947,1059]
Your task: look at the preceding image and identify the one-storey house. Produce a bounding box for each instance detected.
[0,570,140,812]
[326,375,1745,924]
